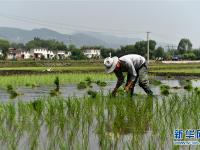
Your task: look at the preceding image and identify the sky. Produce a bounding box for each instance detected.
[0,0,200,48]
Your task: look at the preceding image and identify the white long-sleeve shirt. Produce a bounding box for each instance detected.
[114,54,146,88]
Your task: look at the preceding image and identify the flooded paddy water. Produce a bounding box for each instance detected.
[0,76,199,149]
[0,77,200,101]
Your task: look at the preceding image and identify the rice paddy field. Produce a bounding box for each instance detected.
[0,62,200,149]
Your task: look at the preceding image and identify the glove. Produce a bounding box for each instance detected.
[124,86,130,92]
[124,81,134,92]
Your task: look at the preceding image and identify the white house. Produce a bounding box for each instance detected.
[21,51,31,59]
[30,48,55,59]
[65,51,71,58]
[7,48,22,59]
[83,49,101,58]
[55,51,66,59]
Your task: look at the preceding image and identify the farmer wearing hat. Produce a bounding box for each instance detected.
[104,54,153,96]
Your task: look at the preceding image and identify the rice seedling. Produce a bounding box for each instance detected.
[0,85,199,149]
[0,73,115,88]
[85,76,92,86]
[54,76,60,91]
[6,84,20,99]
[25,83,31,87]
[194,87,200,94]
[179,79,193,91]
[183,84,193,91]
[150,79,162,86]
[50,77,61,96]
[7,84,14,92]
[96,80,107,87]
[87,90,97,98]
[77,82,87,89]
[160,85,170,96]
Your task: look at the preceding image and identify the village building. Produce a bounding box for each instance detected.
[7,48,22,59]
[83,49,101,58]
[6,47,101,60]
[55,51,65,59]
[65,51,71,58]
[21,51,31,59]
[30,48,55,59]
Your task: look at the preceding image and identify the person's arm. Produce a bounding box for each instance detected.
[124,62,137,91]
[112,71,124,95]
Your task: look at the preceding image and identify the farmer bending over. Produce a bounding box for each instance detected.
[104,54,153,96]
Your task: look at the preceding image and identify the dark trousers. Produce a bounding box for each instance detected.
[126,64,153,96]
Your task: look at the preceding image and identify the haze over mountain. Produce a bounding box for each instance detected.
[0,27,169,49]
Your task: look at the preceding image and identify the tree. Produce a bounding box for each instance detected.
[134,40,156,58]
[177,38,192,54]
[182,52,196,60]
[0,39,10,59]
[154,47,165,58]
[193,49,200,59]
[10,42,25,49]
[26,38,67,50]
[100,47,116,58]
[68,44,77,51]
[70,49,86,60]
[118,45,135,56]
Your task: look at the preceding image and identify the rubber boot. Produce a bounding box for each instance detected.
[142,86,153,96]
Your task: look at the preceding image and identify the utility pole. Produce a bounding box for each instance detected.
[146,32,150,64]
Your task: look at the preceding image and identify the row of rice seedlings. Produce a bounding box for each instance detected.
[77,77,107,89]
[0,90,199,149]
[0,73,115,88]
[179,79,193,91]
[77,77,106,98]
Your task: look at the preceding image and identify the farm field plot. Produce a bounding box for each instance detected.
[0,91,199,149]
[0,63,199,149]
[1,62,200,76]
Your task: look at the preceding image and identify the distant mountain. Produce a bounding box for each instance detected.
[0,27,141,48]
[0,27,170,49]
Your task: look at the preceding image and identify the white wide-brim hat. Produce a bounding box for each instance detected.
[104,56,119,74]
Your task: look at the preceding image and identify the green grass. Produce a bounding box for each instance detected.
[0,91,199,149]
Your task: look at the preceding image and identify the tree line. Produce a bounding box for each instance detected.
[0,37,199,60]
[101,38,200,60]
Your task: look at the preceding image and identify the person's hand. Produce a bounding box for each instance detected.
[124,81,134,92]
[124,86,130,92]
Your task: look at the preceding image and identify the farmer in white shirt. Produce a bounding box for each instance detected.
[104,54,153,96]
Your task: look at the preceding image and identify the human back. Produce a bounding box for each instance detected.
[119,54,146,70]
